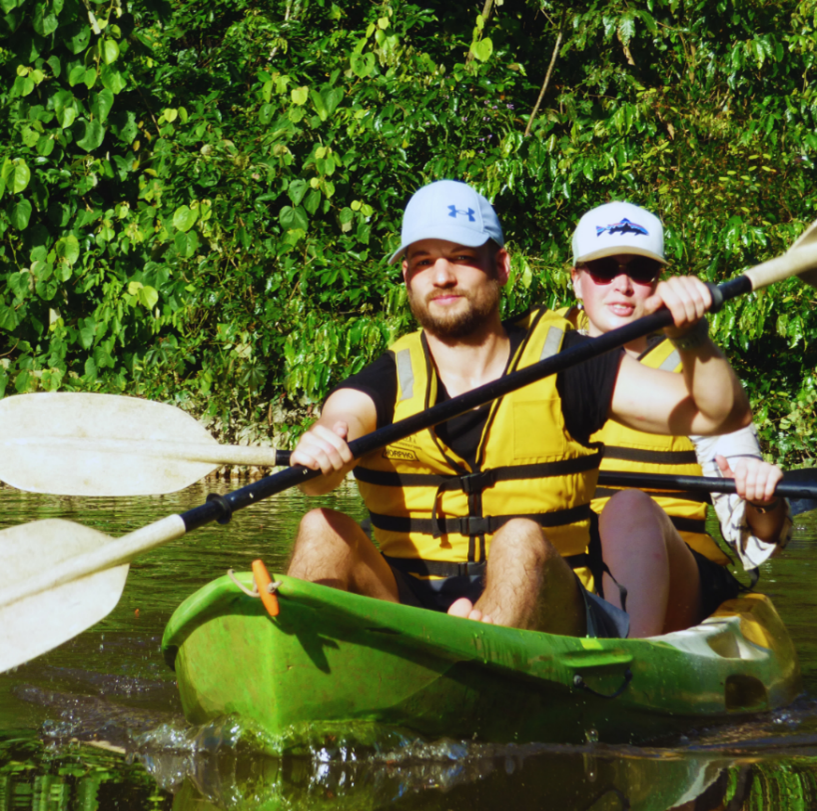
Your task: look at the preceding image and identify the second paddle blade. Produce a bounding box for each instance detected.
[0,518,129,672]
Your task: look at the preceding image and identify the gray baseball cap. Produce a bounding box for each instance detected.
[388,180,504,264]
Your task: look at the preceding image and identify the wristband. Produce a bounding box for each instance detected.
[668,317,709,351]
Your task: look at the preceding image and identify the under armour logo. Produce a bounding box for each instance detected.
[448,205,476,221]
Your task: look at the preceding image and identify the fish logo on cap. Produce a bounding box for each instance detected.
[596,218,649,237]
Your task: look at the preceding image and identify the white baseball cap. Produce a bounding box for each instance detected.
[388,180,504,264]
[572,202,666,265]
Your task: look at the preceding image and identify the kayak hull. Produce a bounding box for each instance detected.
[161,574,801,746]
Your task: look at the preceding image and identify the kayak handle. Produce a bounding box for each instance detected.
[573,668,633,699]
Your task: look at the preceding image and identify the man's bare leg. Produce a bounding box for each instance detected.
[448,518,586,634]
[287,508,400,601]
[599,489,702,638]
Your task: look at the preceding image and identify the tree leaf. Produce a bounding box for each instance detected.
[91,88,114,122]
[350,52,374,79]
[10,198,32,230]
[68,64,86,87]
[472,37,493,62]
[66,22,90,53]
[287,179,308,206]
[279,205,309,230]
[173,204,198,232]
[137,285,159,309]
[291,86,309,105]
[102,38,119,64]
[0,304,19,332]
[80,318,97,349]
[32,4,58,36]
[100,64,126,94]
[174,230,200,257]
[76,120,106,152]
[310,89,328,121]
[56,235,80,266]
[12,160,30,194]
[304,189,321,215]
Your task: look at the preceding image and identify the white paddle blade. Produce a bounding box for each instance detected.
[744,221,817,290]
[0,518,131,672]
[0,565,128,673]
[0,392,218,495]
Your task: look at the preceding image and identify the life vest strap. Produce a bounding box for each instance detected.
[383,552,589,579]
[593,486,711,505]
[370,503,593,539]
[355,453,602,490]
[602,446,698,465]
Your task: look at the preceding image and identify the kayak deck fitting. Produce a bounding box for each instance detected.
[161,573,801,748]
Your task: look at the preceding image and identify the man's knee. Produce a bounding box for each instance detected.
[294,507,365,555]
[490,518,555,565]
[299,507,351,536]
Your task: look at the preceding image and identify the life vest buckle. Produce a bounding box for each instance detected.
[459,470,497,494]
[457,516,490,536]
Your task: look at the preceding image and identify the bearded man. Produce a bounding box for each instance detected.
[286,180,751,638]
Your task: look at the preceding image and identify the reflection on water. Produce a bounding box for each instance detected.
[1,484,817,809]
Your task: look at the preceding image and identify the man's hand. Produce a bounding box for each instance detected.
[287,388,378,496]
[291,420,354,476]
[715,454,783,505]
[644,276,712,338]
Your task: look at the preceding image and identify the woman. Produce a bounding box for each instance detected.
[565,201,791,637]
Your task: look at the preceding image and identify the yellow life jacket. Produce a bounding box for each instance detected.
[560,307,729,566]
[353,307,603,590]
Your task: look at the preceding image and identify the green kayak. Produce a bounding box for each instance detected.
[162,573,801,747]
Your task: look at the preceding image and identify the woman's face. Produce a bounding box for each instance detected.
[571,254,659,337]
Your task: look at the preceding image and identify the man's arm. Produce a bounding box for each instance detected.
[289,388,378,495]
[610,277,751,436]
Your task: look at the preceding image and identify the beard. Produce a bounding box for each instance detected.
[408,278,501,340]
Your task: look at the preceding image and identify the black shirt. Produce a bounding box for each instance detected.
[331,327,623,467]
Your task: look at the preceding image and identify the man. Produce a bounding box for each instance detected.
[286,180,751,638]
[567,201,791,637]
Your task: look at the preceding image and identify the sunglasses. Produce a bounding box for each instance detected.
[580,256,663,285]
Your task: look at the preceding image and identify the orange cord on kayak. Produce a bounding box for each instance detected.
[252,559,280,617]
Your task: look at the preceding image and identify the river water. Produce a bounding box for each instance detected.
[2,481,817,810]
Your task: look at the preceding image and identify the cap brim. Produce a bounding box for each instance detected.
[388,227,492,265]
[575,245,666,265]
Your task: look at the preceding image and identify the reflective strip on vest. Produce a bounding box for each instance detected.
[396,348,414,402]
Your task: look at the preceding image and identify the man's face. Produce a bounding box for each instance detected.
[571,254,658,337]
[402,239,509,340]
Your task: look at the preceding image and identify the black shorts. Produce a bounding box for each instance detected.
[689,546,745,619]
[386,557,629,639]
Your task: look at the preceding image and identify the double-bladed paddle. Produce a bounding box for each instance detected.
[2,222,817,672]
[3,393,817,513]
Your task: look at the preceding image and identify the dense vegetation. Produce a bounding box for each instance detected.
[1,0,817,463]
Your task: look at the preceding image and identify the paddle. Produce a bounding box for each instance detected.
[597,470,817,516]
[2,225,817,672]
[0,392,288,496]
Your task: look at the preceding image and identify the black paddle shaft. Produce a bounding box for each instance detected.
[598,471,817,500]
[179,277,751,532]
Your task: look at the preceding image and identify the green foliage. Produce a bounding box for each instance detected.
[1,0,816,460]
